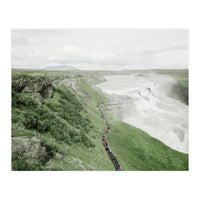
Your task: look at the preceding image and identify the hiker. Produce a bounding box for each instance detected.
[107,126,110,130]
[112,156,116,162]
[115,156,117,162]
[106,146,111,152]
[118,166,122,171]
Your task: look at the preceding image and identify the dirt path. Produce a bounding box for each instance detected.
[97,102,122,171]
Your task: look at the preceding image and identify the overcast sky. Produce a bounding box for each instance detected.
[11,29,188,70]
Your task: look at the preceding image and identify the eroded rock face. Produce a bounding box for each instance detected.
[12,136,48,164]
[12,76,53,102]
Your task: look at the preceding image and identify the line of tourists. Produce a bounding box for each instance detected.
[97,102,122,171]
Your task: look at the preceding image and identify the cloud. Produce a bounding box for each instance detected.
[11,29,188,70]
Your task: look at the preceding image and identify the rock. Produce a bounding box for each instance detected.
[12,136,48,164]
[55,153,63,160]
[12,76,53,102]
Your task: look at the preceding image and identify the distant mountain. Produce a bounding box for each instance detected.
[45,65,79,71]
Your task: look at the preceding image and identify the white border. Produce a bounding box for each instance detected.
[1,0,200,200]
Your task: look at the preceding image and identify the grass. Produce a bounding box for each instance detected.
[107,121,188,170]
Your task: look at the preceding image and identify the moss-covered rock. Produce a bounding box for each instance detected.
[12,136,48,164]
[12,75,53,102]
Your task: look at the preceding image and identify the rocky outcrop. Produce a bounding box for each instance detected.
[12,75,53,102]
[12,136,48,164]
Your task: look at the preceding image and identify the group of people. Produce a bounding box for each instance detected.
[97,102,122,171]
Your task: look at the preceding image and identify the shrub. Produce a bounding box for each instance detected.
[12,156,42,171]
[23,111,39,129]
[12,76,94,147]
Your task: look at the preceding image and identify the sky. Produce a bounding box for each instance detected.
[11,29,188,70]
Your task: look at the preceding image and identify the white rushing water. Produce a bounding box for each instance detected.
[97,73,188,153]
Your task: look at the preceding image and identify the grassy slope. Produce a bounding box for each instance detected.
[12,70,114,170]
[12,69,188,171]
[44,79,115,171]
[42,94,114,171]
[75,79,188,171]
[108,121,188,170]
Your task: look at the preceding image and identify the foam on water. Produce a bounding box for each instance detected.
[97,73,188,153]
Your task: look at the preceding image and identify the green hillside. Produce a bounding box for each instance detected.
[11,70,188,171]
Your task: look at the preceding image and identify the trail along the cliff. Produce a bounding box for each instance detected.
[97,102,122,171]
